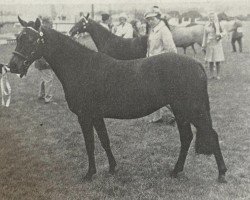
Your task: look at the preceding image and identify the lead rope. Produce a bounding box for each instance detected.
[1,65,11,107]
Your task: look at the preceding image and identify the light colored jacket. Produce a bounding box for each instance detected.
[115,22,133,38]
[147,21,177,57]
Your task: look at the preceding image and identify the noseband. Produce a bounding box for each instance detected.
[12,27,45,71]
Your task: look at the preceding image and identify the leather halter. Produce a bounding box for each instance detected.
[12,27,45,71]
[81,16,89,29]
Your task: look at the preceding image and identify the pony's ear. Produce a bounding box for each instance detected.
[86,13,90,19]
[34,18,41,30]
[18,16,28,27]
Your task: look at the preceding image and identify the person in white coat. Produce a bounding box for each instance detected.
[144,6,177,123]
[114,13,133,39]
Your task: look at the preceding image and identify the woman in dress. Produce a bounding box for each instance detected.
[202,11,226,80]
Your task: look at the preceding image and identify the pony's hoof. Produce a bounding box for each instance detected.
[109,161,117,175]
[170,170,178,178]
[109,167,117,175]
[83,172,95,182]
[218,175,227,183]
[83,175,92,182]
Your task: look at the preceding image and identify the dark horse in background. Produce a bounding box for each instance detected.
[9,17,227,183]
[70,14,147,60]
[69,15,203,57]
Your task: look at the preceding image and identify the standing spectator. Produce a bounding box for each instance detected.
[202,11,226,80]
[144,6,177,124]
[231,18,243,53]
[131,20,143,37]
[100,13,111,31]
[35,17,54,104]
[114,13,133,38]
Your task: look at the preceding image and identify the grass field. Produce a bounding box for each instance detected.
[0,24,250,200]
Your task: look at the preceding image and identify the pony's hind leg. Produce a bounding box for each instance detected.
[191,44,197,55]
[211,128,227,183]
[78,115,96,181]
[191,106,227,183]
[183,47,187,54]
[93,117,117,174]
[171,105,193,178]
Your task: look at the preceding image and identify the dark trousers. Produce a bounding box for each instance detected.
[231,37,243,52]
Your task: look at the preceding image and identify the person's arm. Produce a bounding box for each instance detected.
[161,27,177,53]
[202,26,207,49]
[0,63,3,74]
[218,23,227,39]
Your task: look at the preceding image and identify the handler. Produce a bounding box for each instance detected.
[114,13,133,38]
[34,17,54,104]
[0,63,11,107]
[144,6,177,123]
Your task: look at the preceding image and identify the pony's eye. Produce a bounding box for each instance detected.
[18,32,27,41]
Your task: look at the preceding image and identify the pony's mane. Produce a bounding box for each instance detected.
[42,26,99,57]
[88,19,118,39]
[89,19,111,32]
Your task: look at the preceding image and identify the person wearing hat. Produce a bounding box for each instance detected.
[100,13,111,31]
[144,6,177,123]
[202,11,226,80]
[114,13,133,38]
[34,17,54,104]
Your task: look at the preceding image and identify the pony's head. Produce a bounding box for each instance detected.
[69,13,90,37]
[8,16,45,77]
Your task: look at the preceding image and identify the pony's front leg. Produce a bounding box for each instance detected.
[191,44,197,56]
[93,117,117,174]
[78,115,96,181]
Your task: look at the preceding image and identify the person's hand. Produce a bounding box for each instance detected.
[202,47,206,54]
[216,34,222,41]
[0,63,5,74]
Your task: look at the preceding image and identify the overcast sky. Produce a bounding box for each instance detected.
[1,0,249,19]
[1,0,247,4]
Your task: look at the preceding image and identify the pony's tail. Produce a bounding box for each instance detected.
[195,63,214,155]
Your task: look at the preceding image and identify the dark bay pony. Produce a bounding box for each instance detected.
[70,15,147,60]
[9,17,227,183]
[69,16,203,56]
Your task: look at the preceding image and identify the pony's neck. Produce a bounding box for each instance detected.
[88,20,113,49]
[41,27,94,85]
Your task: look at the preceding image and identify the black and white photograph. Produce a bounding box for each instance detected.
[0,0,249,199]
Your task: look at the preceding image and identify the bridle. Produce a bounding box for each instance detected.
[12,27,45,73]
[81,16,89,29]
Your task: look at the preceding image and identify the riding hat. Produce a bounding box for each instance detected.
[144,6,162,19]
[119,13,128,20]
